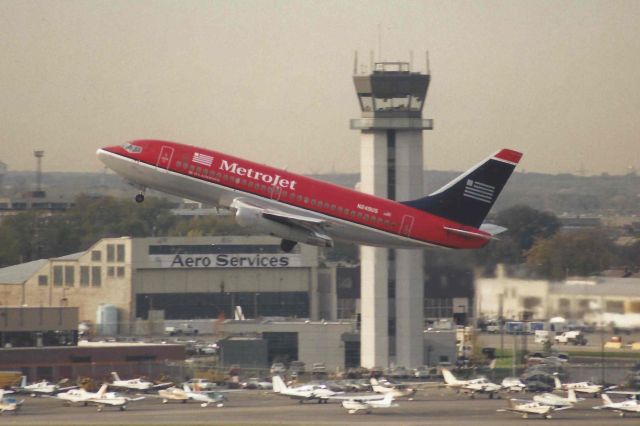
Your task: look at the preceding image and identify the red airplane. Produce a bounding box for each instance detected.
[97,140,521,252]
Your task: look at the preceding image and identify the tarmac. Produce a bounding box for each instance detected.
[2,388,638,426]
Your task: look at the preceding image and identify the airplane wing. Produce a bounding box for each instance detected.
[553,406,574,411]
[443,226,492,241]
[231,198,332,246]
[126,396,146,402]
[55,385,79,393]
[329,394,386,402]
[607,390,640,400]
[151,382,174,390]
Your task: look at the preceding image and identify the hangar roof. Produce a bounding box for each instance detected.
[0,259,47,285]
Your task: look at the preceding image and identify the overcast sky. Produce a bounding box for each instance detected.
[1,1,639,176]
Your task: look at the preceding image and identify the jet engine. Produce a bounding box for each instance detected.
[233,203,332,249]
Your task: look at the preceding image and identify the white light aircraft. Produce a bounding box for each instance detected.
[110,372,173,392]
[157,386,189,404]
[0,390,23,414]
[441,368,502,398]
[13,376,76,397]
[182,384,228,407]
[370,378,417,400]
[593,393,640,417]
[272,376,338,403]
[341,393,398,414]
[533,389,583,408]
[88,386,145,412]
[48,384,109,406]
[497,398,572,419]
[554,376,611,397]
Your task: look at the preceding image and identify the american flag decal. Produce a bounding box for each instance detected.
[463,179,495,204]
[192,152,214,167]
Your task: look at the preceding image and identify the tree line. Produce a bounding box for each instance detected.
[0,196,638,279]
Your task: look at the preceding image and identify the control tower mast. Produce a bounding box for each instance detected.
[351,57,433,368]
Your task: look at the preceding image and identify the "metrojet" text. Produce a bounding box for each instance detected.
[219,160,297,190]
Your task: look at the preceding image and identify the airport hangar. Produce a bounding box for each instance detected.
[0,234,458,372]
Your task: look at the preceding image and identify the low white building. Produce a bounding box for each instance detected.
[475,265,640,321]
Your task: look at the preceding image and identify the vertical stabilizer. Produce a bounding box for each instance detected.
[272,376,288,393]
[401,149,522,228]
[441,368,459,385]
[554,377,562,391]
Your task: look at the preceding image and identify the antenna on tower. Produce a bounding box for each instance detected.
[425,51,431,75]
[33,150,44,196]
[377,23,382,61]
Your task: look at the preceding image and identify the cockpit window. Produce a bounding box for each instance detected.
[122,143,142,153]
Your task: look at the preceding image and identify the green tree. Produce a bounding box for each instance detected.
[473,205,560,273]
[526,228,614,279]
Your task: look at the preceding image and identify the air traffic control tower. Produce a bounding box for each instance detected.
[351,59,433,368]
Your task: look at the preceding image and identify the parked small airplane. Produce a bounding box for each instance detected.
[370,378,417,400]
[97,140,521,252]
[110,372,173,392]
[88,385,145,412]
[181,384,228,407]
[157,386,189,404]
[341,393,398,414]
[441,368,502,398]
[592,393,640,417]
[533,389,583,408]
[13,376,76,397]
[0,390,23,414]
[47,384,109,406]
[497,398,572,419]
[554,376,611,397]
[272,376,338,403]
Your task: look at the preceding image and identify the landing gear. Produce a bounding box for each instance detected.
[280,239,297,252]
[135,193,145,203]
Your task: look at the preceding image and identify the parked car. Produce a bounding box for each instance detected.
[242,377,273,389]
[164,324,199,336]
[413,365,438,379]
[554,331,587,345]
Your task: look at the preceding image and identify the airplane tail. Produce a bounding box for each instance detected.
[568,389,577,403]
[441,368,459,385]
[601,393,613,405]
[96,384,108,398]
[20,376,27,388]
[382,393,394,404]
[554,377,562,391]
[183,384,192,393]
[111,372,121,382]
[370,378,379,386]
[272,376,288,393]
[401,149,522,229]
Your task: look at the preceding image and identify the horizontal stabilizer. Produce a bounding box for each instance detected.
[443,227,492,241]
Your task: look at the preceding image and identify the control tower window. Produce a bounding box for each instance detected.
[358,95,373,112]
[373,96,412,112]
[409,95,424,111]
